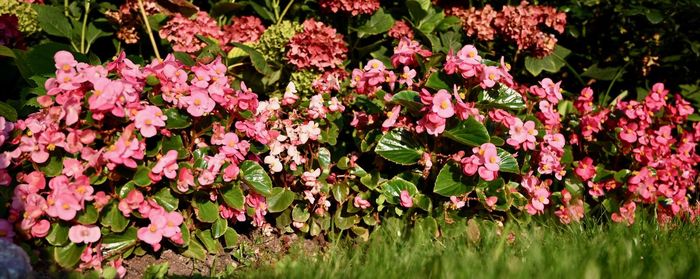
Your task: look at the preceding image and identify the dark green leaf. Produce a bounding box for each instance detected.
[35,5,73,39]
[434,162,474,196]
[154,188,179,212]
[356,8,394,37]
[133,165,152,187]
[46,222,69,246]
[375,129,424,165]
[54,243,85,268]
[221,184,244,210]
[477,84,526,110]
[231,42,272,74]
[0,101,18,121]
[267,187,295,213]
[524,45,571,76]
[391,90,423,113]
[211,217,228,239]
[443,116,490,147]
[497,148,519,174]
[102,227,138,255]
[239,160,273,196]
[164,108,191,129]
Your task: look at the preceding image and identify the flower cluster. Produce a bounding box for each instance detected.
[286,19,348,71]
[388,20,414,40]
[224,16,266,44]
[447,2,567,57]
[318,0,380,16]
[159,12,266,54]
[105,0,160,44]
[0,0,40,34]
[255,20,303,62]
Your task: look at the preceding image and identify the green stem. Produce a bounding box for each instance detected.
[600,61,631,106]
[64,0,69,16]
[137,0,161,60]
[551,51,585,86]
[276,0,295,25]
[80,0,90,54]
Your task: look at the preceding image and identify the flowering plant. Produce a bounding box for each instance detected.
[0,0,698,277]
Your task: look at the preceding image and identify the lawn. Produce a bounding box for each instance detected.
[235,216,700,279]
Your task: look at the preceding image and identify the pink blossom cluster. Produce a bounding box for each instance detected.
[224,16,266,44]
[388,20,414,40]
[573,84,699,224]
[447,2,567,57]
[286,19,348,71]
[318,0,380,15]
[350,59,417,96]
[159,12,266,54]
[444,45,514,89]
[460,143,501,181]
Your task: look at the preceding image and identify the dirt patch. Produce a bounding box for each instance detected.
[122,230,328,277]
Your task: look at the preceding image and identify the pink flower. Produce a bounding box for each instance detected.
[574,157,596,181]
[177,168,195,192]
[480,66,500,88]
[398,66,416,86]
[450,196,466,209]
[506,118,537,150]
[137,214,166,249]
[354,196,371,209]
[31,219,51,238]
[417,113,447,136]
[162,211,183,238]
[153,150,179,179]
[54,50,77,72]
[68,225,101,244]
[183,92,215,117]
[382,105,402,130]
[246,193,268,227]
[46,193,82,220]
[611,201,636,226]
[399,190,413,208]
[432,90,455,118]
[287,19,347,71]
[134,106,167,138]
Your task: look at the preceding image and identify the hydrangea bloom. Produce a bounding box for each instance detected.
[286,19,348,71]
[319,0,380,15]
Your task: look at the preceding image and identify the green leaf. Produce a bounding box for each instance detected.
[267,187,295,213]
[102,227,138,255]
[133,165,152,187]
[161,135,187,159]
[582,64,623,81]
[211,217,228,239]
[164,108,191,129]
[77,204,99,225]
[497,148,519,174]
[221,184,244,210]
[381,177,418,205]
[46,222,69,246]
[317,147,331,170]
[0,45,15,58]
[477,84,526,110]
[196,229,222,254]
[239,160,273,196]
[332,183,350,203]
[39,156,63,177]
[84,24,110,50]
[231,42,272,74]
[443,116,490,147]
[223,228,239,249]
[425,72,450,90]
[292,206,310,222]
[391,90,423,113]
[375,129,424,165]
[193,194,219,223]
[54,243,85,269]
[182,238,207,260]
[434,162,474,196]
[154,188,179,212]
[524,45,571,76]
[143,263,169,279]
[35,5,73,39]
[356,8,394,37]
[101,203,129,233]
[0,101,18,121]
[334,213,359,230]
[173,52,195,66]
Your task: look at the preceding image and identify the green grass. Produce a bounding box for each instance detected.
[235,216,700,279]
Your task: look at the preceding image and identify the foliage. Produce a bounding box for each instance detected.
[0,0,698,277]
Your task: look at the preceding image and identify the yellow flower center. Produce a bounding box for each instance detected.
[47,144,56,151]
[489,74,495,80]
[468,51,476,58]
[94,90,102,96]
[387,111,393,117]
[440,100,450,109]
[145,119,152,125]
[62,203,70,209]
[227,141,236,147]
[62,65,71,71]
[194,99,202,106]
[149,225,157,232]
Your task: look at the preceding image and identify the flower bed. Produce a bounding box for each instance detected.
[0,0,698,277]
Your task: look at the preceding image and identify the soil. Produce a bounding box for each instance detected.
[123,230,328,278]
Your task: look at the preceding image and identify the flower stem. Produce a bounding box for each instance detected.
[64,0,69,16]
[137,0,161,60]
[80,0,90,53]
[277,0,295,25]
